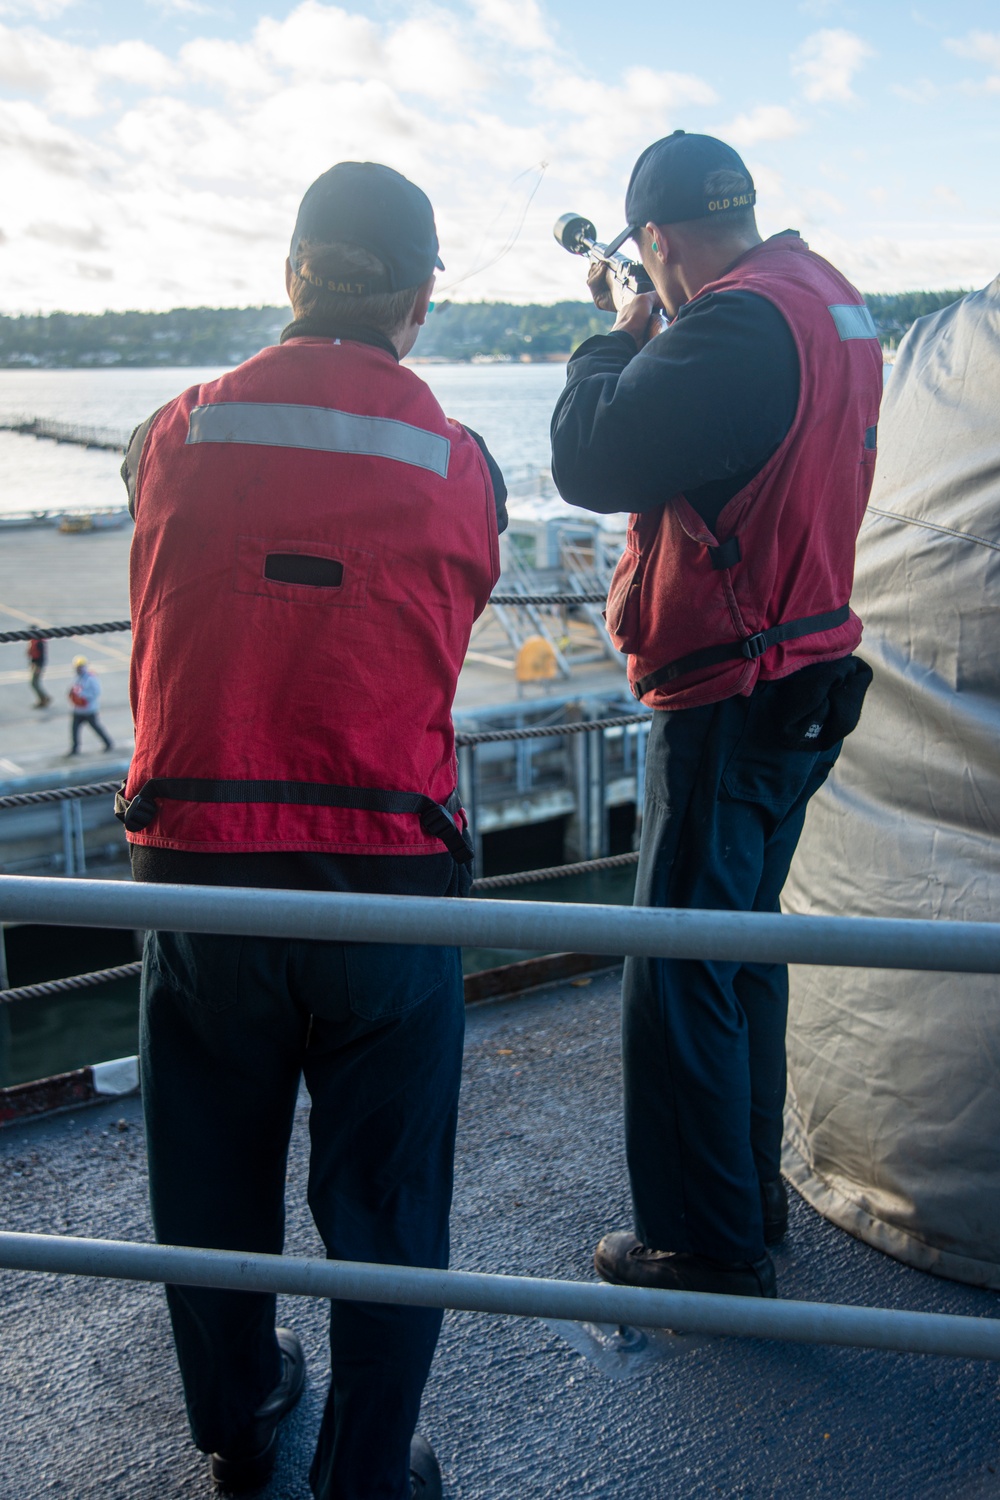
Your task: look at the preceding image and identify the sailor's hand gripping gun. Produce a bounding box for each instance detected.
[553,214,654,311]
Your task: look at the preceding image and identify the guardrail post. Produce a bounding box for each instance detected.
[60,802,75,877]
[71,800,87,876]
[587,724,607,859]
[0,926,10,1084]
[634,719,647,849]
[459,745,483,872]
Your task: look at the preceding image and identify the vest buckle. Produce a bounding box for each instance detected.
[741,632,769,660]
[113,783,159,832]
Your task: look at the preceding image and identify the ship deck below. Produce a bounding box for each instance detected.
[1,968,998,1498]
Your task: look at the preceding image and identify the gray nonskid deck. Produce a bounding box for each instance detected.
[1,971,998,1498]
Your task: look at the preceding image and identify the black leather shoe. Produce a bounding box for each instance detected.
[594,1232,777,1298]
[211,1328,306,1494]
[761,1177,789,1246]
[410,1433,442,1499]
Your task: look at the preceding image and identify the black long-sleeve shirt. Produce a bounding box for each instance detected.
[550,287,801,532]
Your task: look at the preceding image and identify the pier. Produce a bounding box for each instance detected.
[0,414,128,452]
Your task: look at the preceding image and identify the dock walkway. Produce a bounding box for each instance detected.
[1,970,997,1498]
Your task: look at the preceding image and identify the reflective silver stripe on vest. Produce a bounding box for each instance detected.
[186,402,451,478]
[827,304,879,341]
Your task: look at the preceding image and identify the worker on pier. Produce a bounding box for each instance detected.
[551,131,880,1300]
[120,163,505,1498]
[27,633,51,708]
[66,655,112,754]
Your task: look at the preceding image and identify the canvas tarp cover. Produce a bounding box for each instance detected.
[782,276,1000,1288]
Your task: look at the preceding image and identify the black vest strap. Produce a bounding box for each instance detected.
[632,605,851,700]
[708,536,741,570]
[115,779,473,864]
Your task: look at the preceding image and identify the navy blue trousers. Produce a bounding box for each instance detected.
[140,929,464,1500]
[623,682,841,1264]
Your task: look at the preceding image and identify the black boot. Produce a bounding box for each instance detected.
[210,1327,306,1494]
[410,1434,443,1499]
[760,1177,789,1246]
[594,1232,777,1298]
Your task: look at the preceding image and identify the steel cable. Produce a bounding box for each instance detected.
[0,781,119,811]
[0,718,651,815]
[456,712,648,745]
[0,621,131,645]
[472,852,640,891]
[0,961,142,1006]
[487,593,606,606]
[0,595,609,644]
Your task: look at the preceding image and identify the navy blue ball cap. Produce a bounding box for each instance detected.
[289,161,444,295]
[624,130,755,229]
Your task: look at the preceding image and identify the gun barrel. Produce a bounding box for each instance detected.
[553,213,597,255]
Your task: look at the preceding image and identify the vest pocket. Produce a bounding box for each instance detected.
[721,692,821,817]
[344,942,460,1021]
[605,549,642,653]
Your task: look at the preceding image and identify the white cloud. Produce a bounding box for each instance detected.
[0,23,178,117]
[468,0,553,52]
[179,37,275,95]
[0,97,98,174]
[0,0,988,312]
[540,66,718,165]
[890,79,939,104]
[149,0,214,14]
[793,28,873,104]
[26,220,106,250]
[946,30,1000,92]
[0,0,75,15]
[720,104,804,146]
[945,30,1000,66]
[812,229,998,293]
[181,5,487,103]
[254,2,382,78]
[0,0,722,311]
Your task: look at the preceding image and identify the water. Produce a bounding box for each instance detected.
[0,362,568,516]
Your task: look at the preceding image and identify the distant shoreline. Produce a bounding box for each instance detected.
[0,290,970,370]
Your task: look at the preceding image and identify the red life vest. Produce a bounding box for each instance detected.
[605,234,883,710]
[124,337,500,855]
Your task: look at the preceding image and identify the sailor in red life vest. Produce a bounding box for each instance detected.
[550,132,881,1301]
[121,163,505,1500]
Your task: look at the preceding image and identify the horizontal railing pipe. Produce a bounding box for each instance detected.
[1,876,1000,973]
[0,1232,996,1362]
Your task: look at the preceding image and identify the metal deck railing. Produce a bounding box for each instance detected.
[1,872,999,1361]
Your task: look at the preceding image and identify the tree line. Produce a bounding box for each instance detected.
[0,291,969,369]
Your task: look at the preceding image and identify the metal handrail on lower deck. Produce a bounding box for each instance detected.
[0,1231,997,1362]
[2,875,999,1365]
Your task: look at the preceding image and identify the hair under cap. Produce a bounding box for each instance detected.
[625,130,755,228]
[289,162,444,296]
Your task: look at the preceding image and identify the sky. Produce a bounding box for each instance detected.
[1,0,999,313]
